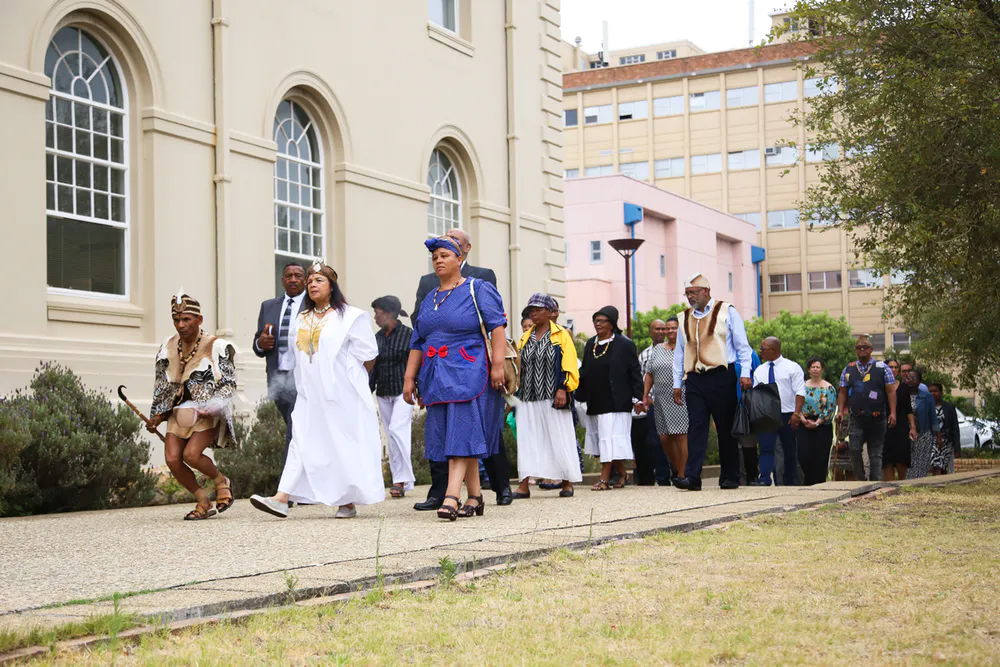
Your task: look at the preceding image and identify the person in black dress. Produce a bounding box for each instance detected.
[882,361,916,481]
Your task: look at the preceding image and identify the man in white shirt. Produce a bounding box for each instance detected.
[749,336,805,486]
[253,263,307,464]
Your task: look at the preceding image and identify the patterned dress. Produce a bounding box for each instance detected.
[518,331,555,402]
[646,344,688,435]
[908,393,935,479]
[930,405,953,472]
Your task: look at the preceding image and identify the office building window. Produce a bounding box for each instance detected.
[769,273,802,293]
[427,149,460,239]
[617,100,648,121]
[653,95,684,117]
[45,27,128,297]
[691,153,722,175]
[765,146,799,166]
[728,149,760,170]
[767,209,800,229]
[890,270,912,285]
[619,54,645,65]
[657,49,677,60]
[584,165,613,176]
[806,144,840,162]
[808,270,842,291]
[804,76,837,98]
[564,168,579,178]
[870,333,886,353]
[734,212,762,230]
[726,85,759,108]
[654,157,685,178]
[584,104,613,125]
[729,272,734,291]
[764,81,798,103]
[891,332,912,352]
[428,0,457,32]
[590,240,602,263]
[808,213,838,227]
[564,108,578,127]
[689,91,721,111]
[660,254,666,277]
[620,161,650,180]
[849,268,882,288]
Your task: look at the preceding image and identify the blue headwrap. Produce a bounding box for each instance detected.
[424,236,463,257]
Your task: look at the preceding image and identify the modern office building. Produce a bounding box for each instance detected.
[0,0,568,426]
[561,14,906,352]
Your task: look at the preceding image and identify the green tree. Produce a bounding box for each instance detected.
[776,0,1000,392]
[745,311,855,385]
[631,304,687,352]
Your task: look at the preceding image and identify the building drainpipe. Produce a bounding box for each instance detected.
[211,0,233,336]
[504,0,521,311]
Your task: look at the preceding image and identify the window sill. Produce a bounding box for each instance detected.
[427,21,474,57]
[47,297,144,328]
[769,291,802,296]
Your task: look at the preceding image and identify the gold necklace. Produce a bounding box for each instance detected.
[593,337,613,359]
[432,279,463,311]
[304,310,329,363]
[177,330,204,371]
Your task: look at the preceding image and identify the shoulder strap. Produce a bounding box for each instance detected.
[469,278,492,361]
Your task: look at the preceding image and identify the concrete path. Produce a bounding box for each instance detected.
[1,470,995,634]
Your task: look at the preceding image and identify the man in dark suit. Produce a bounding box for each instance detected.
[253,262,307,464]
[412,228,514,510]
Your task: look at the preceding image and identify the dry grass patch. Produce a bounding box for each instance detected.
[43,479,1000,665]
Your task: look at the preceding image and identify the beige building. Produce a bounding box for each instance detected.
[561,27,908,354]
[0,0,568,435]
[561,38,704,73]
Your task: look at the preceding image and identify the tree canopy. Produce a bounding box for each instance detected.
[778,0,1000,391]
[631,304,687,352]
[745,311,856,385]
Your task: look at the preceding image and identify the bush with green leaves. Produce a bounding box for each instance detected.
[745,311,855,385]
[631,304,688,352]
[0,363,156,517]
[214,400,286,499]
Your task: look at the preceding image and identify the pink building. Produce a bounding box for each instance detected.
[564,174,760,336]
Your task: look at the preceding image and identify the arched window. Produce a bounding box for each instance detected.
[426,149,460,238]
[273,99,323,288]
[44,26,128,296]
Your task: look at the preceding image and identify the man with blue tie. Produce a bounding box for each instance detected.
[253,262,307,464]
[672,273,754,490]
[750,337,805,486]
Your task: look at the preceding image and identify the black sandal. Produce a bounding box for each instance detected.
[459,494,485,517]
[389,484,406,498]
[437,495,461,521]
[591,479,611,491]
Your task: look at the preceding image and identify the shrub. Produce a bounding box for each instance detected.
[0,363,156,517]
[214,401,286,499]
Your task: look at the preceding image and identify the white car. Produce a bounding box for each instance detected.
[955,409,978,453]
[971,417,997,450]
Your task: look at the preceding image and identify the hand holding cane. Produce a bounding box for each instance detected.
[117,385,166,443]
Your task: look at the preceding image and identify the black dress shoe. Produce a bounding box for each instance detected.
[748,479,772,487]
[510,491,530,499]
[719,479,740,490]
[414,497,444,511]
[674,477,702,491]
[496,488,513,505]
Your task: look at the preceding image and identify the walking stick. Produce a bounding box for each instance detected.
[117,385,166,443]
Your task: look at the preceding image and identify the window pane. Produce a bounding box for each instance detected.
[74,161,90,188]
[75,188,91,216]
[46,216,125,294]
[564,109,578,127]
[94,192,108,219]
[110,195,125,222]
[787,273,802,291]
[93,135,108,160]
[110,169,124,195]
[57,125,73,152]
[93,108,108,134]
[57,185,73,212]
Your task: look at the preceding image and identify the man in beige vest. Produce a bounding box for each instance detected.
[671,273,754,490]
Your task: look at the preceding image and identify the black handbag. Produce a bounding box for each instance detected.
[731,391,752,438]
[748,384,783,433]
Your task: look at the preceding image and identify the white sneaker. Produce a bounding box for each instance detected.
[334,506,357,519]
[250,494,289,518]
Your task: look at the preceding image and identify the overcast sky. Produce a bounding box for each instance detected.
[560,0,792,55]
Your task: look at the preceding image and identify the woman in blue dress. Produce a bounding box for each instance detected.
[403,236,508,521]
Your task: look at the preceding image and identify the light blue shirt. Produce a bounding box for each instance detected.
[672,299,753,389]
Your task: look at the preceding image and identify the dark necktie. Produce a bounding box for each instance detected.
[768,361,776,384]
[278,297,293,352]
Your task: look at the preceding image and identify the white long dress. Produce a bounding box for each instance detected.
[278,305,385,507]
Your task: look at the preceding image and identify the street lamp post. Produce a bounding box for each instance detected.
[608,238,645,338]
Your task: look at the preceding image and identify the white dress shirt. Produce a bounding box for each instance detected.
[672,299,754,388]
[255,292,305,370]
[752,355,806,414]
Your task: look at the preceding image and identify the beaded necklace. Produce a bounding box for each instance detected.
[432,279,464,311]
[177,330,204,371]
[593,335,614,359]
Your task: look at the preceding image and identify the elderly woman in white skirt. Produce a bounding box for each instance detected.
[576,306,646,490]
[510,293,582,499]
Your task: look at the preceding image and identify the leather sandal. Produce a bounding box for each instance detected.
[614,473,631,489]
[459,494,485,517]
[214,476,234,514]
[184,501,217,521]
[591,479,611,491]
[437,495,461,522]
[389,484,406,498]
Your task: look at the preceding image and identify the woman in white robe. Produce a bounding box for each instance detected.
[251,262,384,519]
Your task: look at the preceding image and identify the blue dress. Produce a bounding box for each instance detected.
[410,278,507,461]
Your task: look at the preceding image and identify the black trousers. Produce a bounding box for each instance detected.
[797,423,833,485]
[631,416,673,485]
[740,437,759,484]
[685,365,740,484]
[426,433,511,501]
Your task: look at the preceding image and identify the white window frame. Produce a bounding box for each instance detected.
[564,168,579,179]
[617,100,648,121]
[726,86,759,108]
[808,270,842,291]
[654,157,685,179]
[657,49,676,60]
[653,96,684,117]
[891,332,911,352]
[804,76,837,98]
[806,144,840,162]
[619,54,645,65]
[769,273,802,293]
[689,91,720,112]
[584,104,613,125]
[426,148,461,239]
[727,149,760,171]
[45,26,130,301]
[849,268,882,288]
[691,153,722,175]
[765,146,799,167]
[890,270,912,285]
[619,161,649,180]
[767,209,800,230]
[764,81,798,104]
[590,240,603,264]
[734,212,762,230]
[585,165,614,177]
[428,0,458,33]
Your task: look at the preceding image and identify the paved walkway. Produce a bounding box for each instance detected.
[1,470,995,633]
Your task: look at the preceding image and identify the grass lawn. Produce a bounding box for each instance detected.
[39,479,1000,665]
